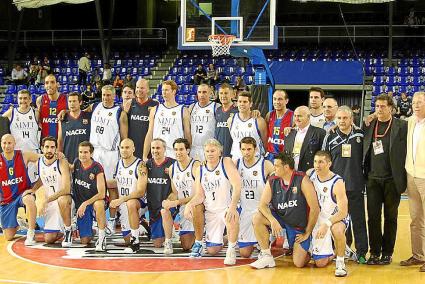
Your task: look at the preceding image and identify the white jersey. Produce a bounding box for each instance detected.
[38,157,62,197]
[152,104,185,159]
[237,157,266,212]
[309,170,343,219]
[115,158,142,198]
[172,159,196,201]
[190,102,216,149]
[310,112,325,128]
[10,107,39,151]
[230,113,264,160]
[90,103,121,151]
[201,158,232,213]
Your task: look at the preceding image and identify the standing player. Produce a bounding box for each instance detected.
[184,139,241,265]
[228,91,267,160]
[214,83,238,157]
[123,79,158,159]
[189,83,217,161]
[3,89,40,183]
[265,90,294,160]
[72,141,107,251]
[145,138,175,248]
[307,151,349,277]
[236,137,274,257]
[161,138,199,254]
[0,134,39,245]
[309,87,325,128]
[121,83,135,105]
[36,136,73,247]
[87,85,128,234]
[250,153,319,269]
[143,80,191,160]
[36,74,68,139]
[58,92,91,163]
[108,138,148,253]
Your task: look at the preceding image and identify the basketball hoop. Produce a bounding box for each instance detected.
[208,34,236,57]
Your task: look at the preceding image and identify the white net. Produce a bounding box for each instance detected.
[208,35,236,57]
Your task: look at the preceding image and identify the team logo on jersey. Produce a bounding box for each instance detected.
[83,119,89,124]
[206,109,210,113]
[29,116,32,120]
[129,170,133,175]
[89,173,95,180]
[253,171,258,176]
[323,187,328,193]
[215,170,220,175]
[292,186,298,194]
[172,111,176,116]
[108,112,112,116]
[248,123,252,128]
[356,137,361,143]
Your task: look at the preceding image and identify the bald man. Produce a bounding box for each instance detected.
[123,79,159,159]
[322,98,338,132]
[108,138,148,252]
[0,134,40,245]
[284,106,326,172]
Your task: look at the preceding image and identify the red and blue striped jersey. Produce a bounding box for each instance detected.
[0,150,31,205]
[40,93,68,139]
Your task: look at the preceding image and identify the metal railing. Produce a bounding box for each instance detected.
[0,27,168,46]
[279,24,425,43]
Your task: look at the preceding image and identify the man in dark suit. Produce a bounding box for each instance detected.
[284,106,326,172]
[363,94,407,265]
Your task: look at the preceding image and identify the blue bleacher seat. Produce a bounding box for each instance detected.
[373,76,384,86]
[5,85,17,95]
[38,85,46,94]
[185,94,197,105]
[176,94,186,105]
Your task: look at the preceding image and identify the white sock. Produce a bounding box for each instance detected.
[64,226,72,231]
[336,256,345,263]
[109,216,116,221]
[27,229,35,236]
[98,229,105,239]
[165,238,171,243]
[131,229,139,239]
[195,239,202,244]
[261,249,271,255]
[228,242,236,249]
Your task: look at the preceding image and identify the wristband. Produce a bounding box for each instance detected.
[325,219,332,227]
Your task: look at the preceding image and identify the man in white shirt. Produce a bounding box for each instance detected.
[11,64,28,85]
[400,92,425,272]
[309,87,325,128]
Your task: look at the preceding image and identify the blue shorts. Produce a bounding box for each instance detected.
[150,208,177,240]
[271,211,311,252]
[0,195,24,229]
[77,205,95,238]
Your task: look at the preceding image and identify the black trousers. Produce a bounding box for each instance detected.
[78,69,87,85]
[366,177,401,256]
[346,189,368,256]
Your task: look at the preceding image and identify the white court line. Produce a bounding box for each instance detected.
[0,279,47,284]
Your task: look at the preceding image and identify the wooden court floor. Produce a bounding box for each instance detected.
[0,200,424,284]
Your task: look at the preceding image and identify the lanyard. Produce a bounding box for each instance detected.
[374,117,392,140]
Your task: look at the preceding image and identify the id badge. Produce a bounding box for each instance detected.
[372,140,384,155]
[341,144,351,158]
[293,141,302,154]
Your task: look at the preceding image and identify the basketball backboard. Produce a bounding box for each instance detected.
[178,0,277,50]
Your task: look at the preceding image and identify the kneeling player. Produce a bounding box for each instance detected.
[184,139,241,265]
[109,139,147,253]
[72,141,107,251]
[35,136,73,247]
[250,153,319,269]
[236,137,274,257]
[307,151,349,277]
[161,138,198,254]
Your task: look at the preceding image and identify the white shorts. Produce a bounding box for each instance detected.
[190,146,205,162]
[178,205,194,233]
[205,210,227,246]
[27,161,39,184]
[93,148,119,180]
[44,200,64,232]
[310,215,350,260]
[118,200,148,236]
[238,209,257,247]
